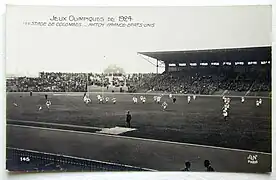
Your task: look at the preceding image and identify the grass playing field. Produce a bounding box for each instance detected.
[6,92,271,153]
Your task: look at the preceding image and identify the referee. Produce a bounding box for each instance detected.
[126,111,132,128]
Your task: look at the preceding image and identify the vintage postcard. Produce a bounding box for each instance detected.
[5,5,271,173]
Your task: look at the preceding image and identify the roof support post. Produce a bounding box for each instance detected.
[156,59,159,74]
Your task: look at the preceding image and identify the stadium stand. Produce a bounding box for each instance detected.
[6,47,271,95]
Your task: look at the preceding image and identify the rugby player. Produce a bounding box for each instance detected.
[142,96,146,104]
[156,96,161,104]
[133,96,138,104]
[162,101,168,111]
[112,97,116,104]
[46,100,51,109]
[187,96,191,104]
[241,97,245,103]
[173,97,176,103]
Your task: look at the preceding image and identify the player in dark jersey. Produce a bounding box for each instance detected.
[126,111,132,128]
[45,94,48,100]
[204,160,214,172]
[173,97,176,103]
[30,91,33,96]
[181,161,191,171]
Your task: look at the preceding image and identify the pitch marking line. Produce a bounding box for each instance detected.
[7,119,137,135]
[6,147,156,171]
[8,124,271,156]
[7,119,103,131]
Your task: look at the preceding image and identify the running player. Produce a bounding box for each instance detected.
[99,96,103,104]
[223,108,228,120]
[241,97,245,103]
[162,101,168,111]
[156,96,161,104]
[173,97,176,103]
[133,96,138,104]
[193,94,196,100]
[105,97,109,103]
[112,97,116,104]
[46,100,51,109]
[83,95,91,105]
[169,94,173,99]
[259,98,262,105]
[153,96,157,103]
[187,96,191,104]
[142,96,146,104]
[256,99,260,107]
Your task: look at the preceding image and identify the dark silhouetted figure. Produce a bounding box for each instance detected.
[30,91,33,96]
[45,94,48,100]
[173,97,176,103]
[181,161,191,171]
[204,160,214,172]
[126,111,132,128]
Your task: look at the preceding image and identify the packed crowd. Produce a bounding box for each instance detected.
[6,69,271,94]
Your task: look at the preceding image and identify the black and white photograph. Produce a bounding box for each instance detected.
[5,5,272,173]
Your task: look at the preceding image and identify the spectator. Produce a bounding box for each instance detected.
[181,161,191,171]
[204,160,214,172]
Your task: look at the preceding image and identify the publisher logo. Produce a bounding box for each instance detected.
[247,154,258,164]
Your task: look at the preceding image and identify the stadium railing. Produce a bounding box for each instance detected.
[6,147,155,172]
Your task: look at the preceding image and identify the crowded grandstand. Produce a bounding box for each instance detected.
[6,47,271,96]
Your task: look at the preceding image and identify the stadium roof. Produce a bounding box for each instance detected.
[138,46,271,63]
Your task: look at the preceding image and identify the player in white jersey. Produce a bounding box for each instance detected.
[153,96,157,103]
[227,98,231,103]
[105,97,109,103]
[162,101,168,111]
[112,97,116,104]
[99,97,103,104]
[97,94,101,100]
[224,103,230,110]
[256,100,260,107]
[140,96,144,101]
[84,96,91,105]
[169,94,173,99]
[223,109,228,120]
[38,106,42,111]
[133,96,138,104]
[46,100,51,109]
[156,96,161,104]
[187,96,191,104]
[193,94,196,100]
[259,98,262,104]
[241,97,245,103]
[142,97,146,104]
[13,103,18,107]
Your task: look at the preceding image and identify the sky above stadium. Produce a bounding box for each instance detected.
[5,5,271,77]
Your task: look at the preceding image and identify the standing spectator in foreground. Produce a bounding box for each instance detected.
[204,160,215,172]
[126,111,132,128]
[181,161,191,171]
